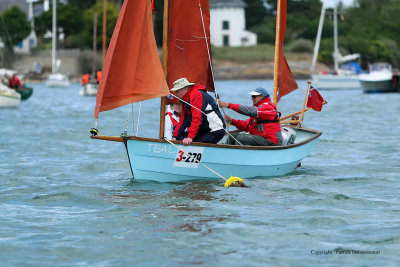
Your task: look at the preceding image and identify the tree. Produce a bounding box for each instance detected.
[81,0,120,49]
[0,6,31,49]
[243,0,268,29]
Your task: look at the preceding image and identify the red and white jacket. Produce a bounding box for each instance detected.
[228,97,281,145]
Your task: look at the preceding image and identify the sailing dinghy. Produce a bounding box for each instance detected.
[91,0,323,183]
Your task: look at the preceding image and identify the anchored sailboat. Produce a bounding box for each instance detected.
[46,0,70,87]
[91,0,323,183]
[311,1,361,89]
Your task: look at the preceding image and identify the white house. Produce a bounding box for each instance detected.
[209,0,257,47]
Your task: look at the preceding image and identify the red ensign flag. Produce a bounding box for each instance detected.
[307,86,324,111]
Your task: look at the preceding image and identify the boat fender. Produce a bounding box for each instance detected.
[90,128,98,136]
[224,176,246,187]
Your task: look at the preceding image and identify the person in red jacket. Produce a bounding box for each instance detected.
[218,87,282,146]
[170,77,226,146]
[8,74,23,90]
[81,73,90,85]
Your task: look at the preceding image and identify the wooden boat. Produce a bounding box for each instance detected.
[80,82,98,96]
[0,84,21,108]
[17,85,33,100]
[80,10,101,97]
[91,0,323,182]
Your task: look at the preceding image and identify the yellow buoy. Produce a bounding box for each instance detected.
[224,176,246,187]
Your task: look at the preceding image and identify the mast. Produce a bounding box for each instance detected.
[333,0,339,72]
[52,0,56,74]
[159,0,169,138]
[92,12,98,82]
[272,0,282,105]
[102,0,107,62]
[310,2,325,75]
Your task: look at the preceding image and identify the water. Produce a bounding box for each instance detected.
[1,81,399,266]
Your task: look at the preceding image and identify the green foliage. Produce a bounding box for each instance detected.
[81,0,120,49]
[212,44,276,63]
[242,0,268,29]
[35,0,119,49]
[249,24,275,44]
[67,0,97,10]
[287,38,314,53]
[0,6,31,48]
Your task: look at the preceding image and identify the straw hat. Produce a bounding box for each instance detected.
[170,78,195,92]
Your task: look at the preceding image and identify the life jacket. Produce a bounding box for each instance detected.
[81,73,89,85]
[9,76,21,89]
[230,97,281,144]
[166,111,178,128]
[96,71,102,83]
[249,98,281,144]
[176,84,225,139]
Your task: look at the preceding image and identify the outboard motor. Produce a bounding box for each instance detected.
[281,127,296,145]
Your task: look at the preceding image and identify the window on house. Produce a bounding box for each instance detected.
[222,21,229,30]
[223,35,229,46]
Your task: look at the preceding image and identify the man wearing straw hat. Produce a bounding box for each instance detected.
[170,77,226,146]
[219,87,283,146]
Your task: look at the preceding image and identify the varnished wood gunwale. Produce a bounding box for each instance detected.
[91,127,321,150]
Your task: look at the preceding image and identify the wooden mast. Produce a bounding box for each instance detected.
[159,0,169,138]
[102,0,107,62]
[272,0,282,105]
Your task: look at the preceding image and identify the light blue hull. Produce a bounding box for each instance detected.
[125,128,321,182]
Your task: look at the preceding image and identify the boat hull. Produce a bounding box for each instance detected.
[0,91,21,108]
[311,74,361,89]
[359,79,395,93]
[125,128,321,182]
[17,86,33,100]
[80,83,98,96]
[46,73,70,87]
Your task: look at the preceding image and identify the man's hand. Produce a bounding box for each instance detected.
[218,100,229,108]
[182,137,193,146]
[224,115,233,124]
[171,137,177,141]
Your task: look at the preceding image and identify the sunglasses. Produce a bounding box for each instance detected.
[251,95,258,99]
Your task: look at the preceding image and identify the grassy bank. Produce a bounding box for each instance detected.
[212,44,312,63]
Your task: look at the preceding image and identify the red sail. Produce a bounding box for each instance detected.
[277,0,298,101]
[94,0,169,119]
[167,0,214,91]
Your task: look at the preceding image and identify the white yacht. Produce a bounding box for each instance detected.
[359,62,396,92]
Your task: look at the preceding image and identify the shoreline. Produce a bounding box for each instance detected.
[21,60,328,83]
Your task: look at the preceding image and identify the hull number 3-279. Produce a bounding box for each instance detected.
[173,146,204,168]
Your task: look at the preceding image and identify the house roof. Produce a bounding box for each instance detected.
[209,0,247,8]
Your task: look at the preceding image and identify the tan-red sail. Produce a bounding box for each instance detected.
[94,0,169,119]
[167,0,214,91]
[277,0,298,101]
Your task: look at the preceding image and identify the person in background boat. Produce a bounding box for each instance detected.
[8,74,23,91]
[170,77,226,146]
[164,102,185,140]
[96,71,102,84]
[218,87,283,146]
[81,73,90,85]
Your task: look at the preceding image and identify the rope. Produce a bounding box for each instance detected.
[169,93,243,146]
[198,2,229,124]
[136,101,142,136]
[131,103,135,134]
